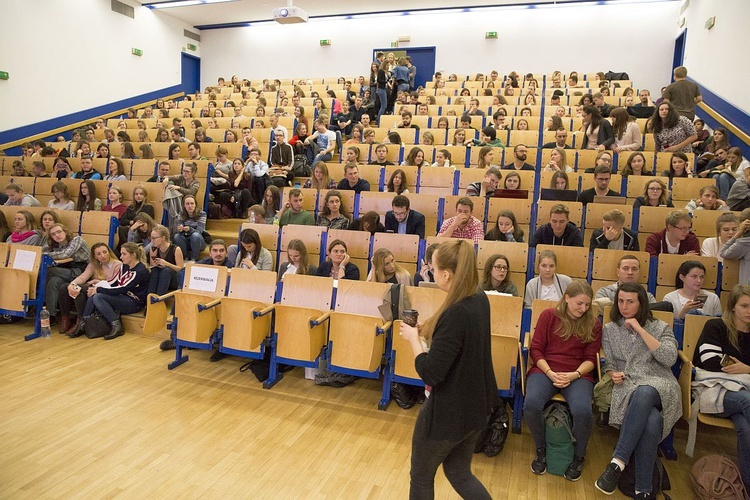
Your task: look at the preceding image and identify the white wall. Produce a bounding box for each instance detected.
[201,2,680,95]
[681,0,750,114]
[0,0,199,133]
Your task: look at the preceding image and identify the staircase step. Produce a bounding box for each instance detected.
[206,218,245,243]
[122,313,170,340]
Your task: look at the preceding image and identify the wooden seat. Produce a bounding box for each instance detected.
[536,200,583,228]
[372,232,420,276]
[80,211,118,248]
[626,175,657,198]
[33,177,57,207]
[0,242,8,266]
[591,249,650,283]
[418,166,456,197]
[218,269,278,354]
[327,228,370,279]
[279,225,324,268]
[0,244,43,311]
[638,206,679,234]
[487,295,524,416]
[671,177,717,204]
[328,280,392,376]
[536,244,589,279]
[692,210,741,238]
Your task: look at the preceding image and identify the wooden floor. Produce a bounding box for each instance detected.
[0,321,737,499]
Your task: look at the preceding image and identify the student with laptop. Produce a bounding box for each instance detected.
[577,165,620,206]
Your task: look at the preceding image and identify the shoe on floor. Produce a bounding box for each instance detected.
[564,456,585,481]
[160,339,175,350]
[67,319,87,338]
[531,447,547,475]
[103,319,124,340]
[595,462,622,495]
[210,350,227,362]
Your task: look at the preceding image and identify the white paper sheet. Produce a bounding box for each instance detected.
[189,266,220,292]
[12,250,36,271]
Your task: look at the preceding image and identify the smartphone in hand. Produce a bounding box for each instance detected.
[721,354,736,367]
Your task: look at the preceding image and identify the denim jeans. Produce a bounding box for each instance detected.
[83,293,143,323]
[148,266,178,296]
[720,389,750,487]
[311,152,332,168]
[173,232,205,261]
[376,88,388,124]
[613,385,663,494]
[523,373,594,458]
[713,172,737,200]
[409,399,491,500]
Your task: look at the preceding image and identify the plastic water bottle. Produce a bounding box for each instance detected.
[40,307,51,339]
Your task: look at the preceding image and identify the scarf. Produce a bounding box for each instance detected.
[11,230,36,243]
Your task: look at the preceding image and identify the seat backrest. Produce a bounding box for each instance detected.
[487,197,532,226]
[536,200,583,227]
[241,223,280,253]
[591,249,650,283]
[656,254,718,289]
[327,228,371,280]
[280,273,333,311]
[334,280,391,317]
[671,177,717,203]
[585,203,634,230]
[536,244,589,279]
[487,294,523,338]
[683,314,713,361]
[280,225,324,265]
[638,206,678,234]
[693,210,741,238]
[372,232,419,264]
[418,166,456,196]
[182,263,229,297]
[0,242,8,267]
[529,299,558,345]
[7,243,43,299]
[80,211,118,247]
[226,268,277,304]
[477,240,528,274]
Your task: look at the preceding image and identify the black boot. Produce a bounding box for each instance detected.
[68,318,87,338]
[104,319,124,340]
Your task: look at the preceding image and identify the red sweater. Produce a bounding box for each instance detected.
[645,228,700,257]
[528,308,602,382]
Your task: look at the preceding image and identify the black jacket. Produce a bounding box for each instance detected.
[529,222,583,247]
[577,187,621,206]
[589,227,639,251]
[384,209,426,239]
[316,261,360,280]
[415,291,498,440]
[581,119,615,150]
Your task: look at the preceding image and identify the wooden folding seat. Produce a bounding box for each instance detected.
[240,222,280,270]
[655,254,718,300]
[638,206,680,235]
[326,228,370,279]
[692,209,741,238]
[626,175,657,198]
[418,166,456,197]
[421,128,447,146]
[536,244,589,280]
[468,146,504,167]
[477,240,529,298]
[442,145,468,167]
[590,249,650,293]
[487,198,532,240]
[457,167,489,193]
[441,104,466,117]
[55,210,82,235]
[0,244,42,309]
[536,200,583,228]
[395,128,417,145]
[378,115,401,130]
[33,177,57,207]
[384,165,418,193]
[671,177,716,204]
[372,232,419,275]
[349,144,371,164]
[442,195,486,225]
[280,187,317,213]
[149,142,171,159]
[8,176,35,196]
[80,211,119,248]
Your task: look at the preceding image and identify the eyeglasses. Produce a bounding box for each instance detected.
[49,230,64,236]
[493,265,509,271]
[648,187,662,191]
[672,225,692,232]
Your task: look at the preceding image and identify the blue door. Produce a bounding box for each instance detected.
[373,46,436,90]
[181,53,201,94]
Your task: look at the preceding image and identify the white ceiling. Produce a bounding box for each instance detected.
[135,0,589,29]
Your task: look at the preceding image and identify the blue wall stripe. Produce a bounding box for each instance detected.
[0,84,185,152]
[689,77,750,139]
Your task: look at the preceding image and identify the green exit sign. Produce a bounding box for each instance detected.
[187,43,197,51]
[0,71,8,80]
[319,39,331,46]
[132,47,143,56]
[390,41,398,48]
[485,31,498,39]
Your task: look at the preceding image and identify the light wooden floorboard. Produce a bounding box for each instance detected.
[0,321,737,499]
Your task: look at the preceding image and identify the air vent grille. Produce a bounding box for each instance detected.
[111,0,134,19]
[184,30,201,42]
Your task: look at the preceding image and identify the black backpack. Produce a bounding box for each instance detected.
[474,403,510,457]
[604,71,630,81]
[618,455,672,499]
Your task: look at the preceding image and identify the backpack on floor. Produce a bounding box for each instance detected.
[618,455,672,499]
[474,402,510,457]
[691,455,749,500]
[84,313,110,339]
[544,402,575,476]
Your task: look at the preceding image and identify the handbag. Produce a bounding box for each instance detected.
[84,313,110,339]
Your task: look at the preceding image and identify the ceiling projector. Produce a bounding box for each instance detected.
[273,6,308,24]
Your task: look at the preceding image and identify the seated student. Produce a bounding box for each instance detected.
[727,165,750,212]
[349,210,385,234]
[317,239,360,280]
[4,183,41,207]
[343,146,362,165]
[692,284,750,489]
[662,152,695,179]
[278,188,315,227]
[366,248,412,285]
[278,239,317,280]
[105,158,128,182]
[542,147,573,173]
[481,254,519,296]
[485,209,524,242]
[397,110,419,130]
[172,195,207,260]
[720,208,750,286]
[437,197,485,244]
[217,158,254,219]
[47,182,75,211]
[336,163,371,194]
[127,212,156,250]
[103,186,127,220]
[401,147,429,168]
[524,249,573,308]
[385,195,426,239]
[227,228,273,270]
[594,254,657,304]
[261,185,280,224]
[369,144,395,167]
[525,281,601,480]
[542,128,573,149]
[148,162,172,183]
[620,152,653,177]
[117,184,154,254]
[60,243,122,336]
[72,155,103,180]
[316,190,350,230]
[702,212,739,262]
[503,171,522,190]
[303,162,337,190]
[710,147,749,199]
[595,283,680,499]
[529,203,583,248]
[196,239,234,268]
[590,209,639,251]
[633,178,674,211]
[268,128,295,187]
[663,260,722,319]
[432,149,452,168]
[577,165,620,205]
[645,210,700,257]
[466,167,501,198]
[685,185,728,215]
[386,169,410,194]
[243,147,270,202]
[550,170,570,190]
[147,224,184,296]
[467,126,504,148]
[414,243,438,286]
[7,209,42,245]
[42,223,91,325]
[69,243,150,341]
[76,180,102,212]
[502,144,535,171]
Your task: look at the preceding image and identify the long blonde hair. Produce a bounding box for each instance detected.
[723,285,750,349]
[90,243,120,280]
[371,248,408,284]
[553,280,597,343]
[421,240,478,343]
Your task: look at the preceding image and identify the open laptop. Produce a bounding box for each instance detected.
[593,195,627,205]
[540,188,578,202]
[493,189,529,199]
